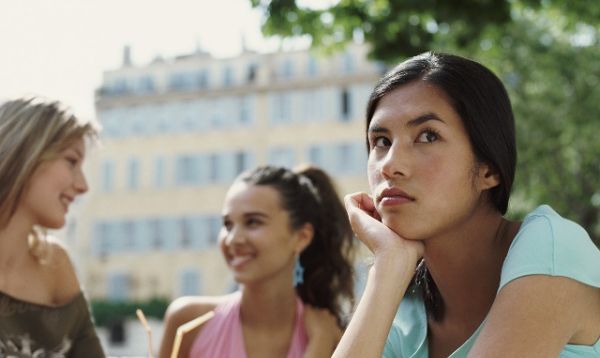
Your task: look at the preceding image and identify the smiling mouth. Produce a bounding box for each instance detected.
[229,255,253,269]
[60,195,73,210]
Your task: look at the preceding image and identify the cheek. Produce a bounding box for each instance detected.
[367,155,379,192]
[217,232,228,252]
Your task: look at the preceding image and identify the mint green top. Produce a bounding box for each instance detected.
[383,205,600,357]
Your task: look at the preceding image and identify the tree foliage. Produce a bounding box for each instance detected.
[475,10,599,245]
[90,297,169,327]
[250,0,599,62]
[251,0,600,245]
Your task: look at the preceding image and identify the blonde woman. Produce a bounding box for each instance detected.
[0,98,104,357]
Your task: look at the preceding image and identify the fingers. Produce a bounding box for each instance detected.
[345,192,380,222]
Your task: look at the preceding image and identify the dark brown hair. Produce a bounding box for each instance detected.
[238,165,355,325]
[366,52,517,320]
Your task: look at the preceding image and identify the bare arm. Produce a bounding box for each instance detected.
[332,193,423,358]
[469,275,600,357]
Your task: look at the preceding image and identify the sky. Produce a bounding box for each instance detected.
[0,0,289,119]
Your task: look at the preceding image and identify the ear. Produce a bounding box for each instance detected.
[293,223,314,254]
[476,162,500,191]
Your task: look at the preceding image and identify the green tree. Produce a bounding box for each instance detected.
[90,297,169,327]
[475,9,599,245]
[250,0,599,62]
[251,0,600,245]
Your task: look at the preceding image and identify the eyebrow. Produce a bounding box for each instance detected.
[222,212,269,220]
[406,113,445,127]
[368,112,445,133]
[244,212,268,219]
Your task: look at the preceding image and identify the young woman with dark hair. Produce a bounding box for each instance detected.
[160,165,355,358]
[334,52,600,357]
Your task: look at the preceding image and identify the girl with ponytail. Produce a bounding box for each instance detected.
[160,165,355,358]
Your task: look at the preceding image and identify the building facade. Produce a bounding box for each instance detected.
[74,43,383,302]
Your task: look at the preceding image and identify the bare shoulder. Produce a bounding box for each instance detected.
[43,237,81,303]
[159,294,230,358]
[165,295,227,326]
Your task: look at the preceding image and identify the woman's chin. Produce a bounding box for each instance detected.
[381,216,420,240]
[38,218,66,230]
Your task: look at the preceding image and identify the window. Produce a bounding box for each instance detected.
[196,70,209,89]
[134,220,150,252]
[127,158,140,190]
[168,72,188,91]
[280,59,293,79]
[154,157,166,188]
[101,160,115,192]
[247,63,257,83]
[175,155,201,185]
[306,56,318,76]
[308,145,324,167]
[234,151,252,175]
[302,90,323,122]
[223,66,234,87]
[207,216,222,245]
[270,93,292,124]
[150,219,164,250]
[268,146,295,168]
[336,143,353,174]
[110,78,129,95]
[179,269,202,296]
[209,153,220,183]
[138,76,155,94]
[238,96,251,124]
[340,88,351,122]
[94,222,110,256]
[107,272,130,301]
[122,220,136,251]
[180,217,192,248]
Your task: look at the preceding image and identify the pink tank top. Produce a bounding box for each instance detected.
[189,292,308,358]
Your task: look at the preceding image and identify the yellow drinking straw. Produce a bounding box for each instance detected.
[170,310,215,358]
[136,309,154,358]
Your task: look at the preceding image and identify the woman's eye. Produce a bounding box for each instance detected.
[372,136,391,148]
[246,218,261,227]
[417,130,439,143]
[222,220,232,231]
[66,157,79,167]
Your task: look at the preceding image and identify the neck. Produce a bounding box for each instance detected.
[239,279,298,329]
[0,211,34,275]
[422,203,516,324]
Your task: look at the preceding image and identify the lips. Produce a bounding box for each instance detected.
[60,195,74,210]
[377,187,415,206]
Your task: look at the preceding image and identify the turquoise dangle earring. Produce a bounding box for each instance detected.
[293,255,304,287]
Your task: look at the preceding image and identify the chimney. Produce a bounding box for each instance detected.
[123,45,132,67]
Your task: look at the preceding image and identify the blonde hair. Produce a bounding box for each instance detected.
[0,97,99,260]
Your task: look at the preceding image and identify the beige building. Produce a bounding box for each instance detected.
[73,43,383,303]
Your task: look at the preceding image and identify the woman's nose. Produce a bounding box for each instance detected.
[380,143,411,179]
[74,169,89,194]
[224,226,244,246]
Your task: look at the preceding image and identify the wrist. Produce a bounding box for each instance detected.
[372,251,419,277]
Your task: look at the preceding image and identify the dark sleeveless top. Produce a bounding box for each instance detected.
[0,291,105,357]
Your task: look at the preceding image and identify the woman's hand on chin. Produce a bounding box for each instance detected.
[345,192,424,269]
